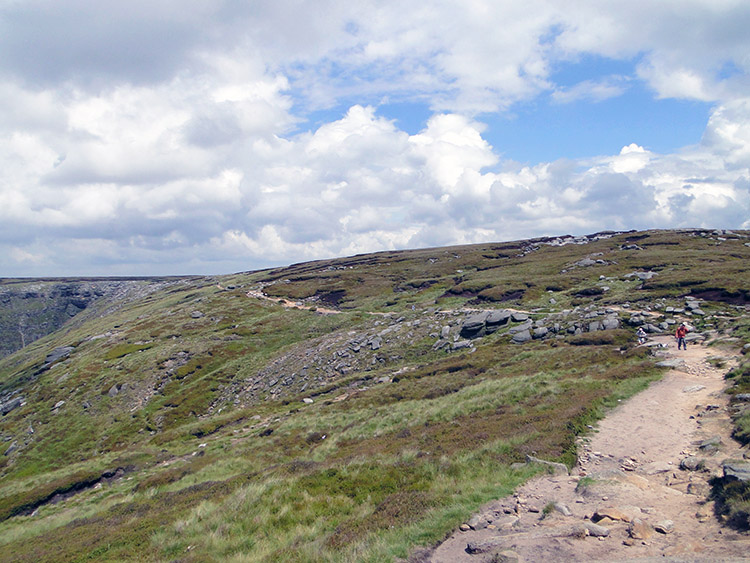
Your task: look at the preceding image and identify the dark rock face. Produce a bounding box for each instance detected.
[45,346,75,366]
[1,396,24,415]
[0,279,170,361]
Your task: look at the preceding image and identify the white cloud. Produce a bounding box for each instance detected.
[1,1,749,275]
[552,77,629,104]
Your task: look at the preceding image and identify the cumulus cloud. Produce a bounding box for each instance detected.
[1,1,749,275]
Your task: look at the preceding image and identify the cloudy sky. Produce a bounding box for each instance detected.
[1,1,749,277]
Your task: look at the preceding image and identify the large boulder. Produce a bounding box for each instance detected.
[485,310,512,332]
[460,312,490,339]
[511,330,532,344]
[533,327,548,339]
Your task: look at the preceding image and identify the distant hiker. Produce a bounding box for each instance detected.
[636,327,647,344]
[675,323,688,350]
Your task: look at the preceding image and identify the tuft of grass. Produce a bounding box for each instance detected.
[103,342,154,361]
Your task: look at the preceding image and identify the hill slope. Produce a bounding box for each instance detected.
[0,229,748,562]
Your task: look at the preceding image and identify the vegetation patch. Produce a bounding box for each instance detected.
[0,229,747,561]
[103,342,154,361]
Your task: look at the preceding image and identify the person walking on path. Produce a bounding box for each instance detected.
[675,323,688,350]
[636,327,647,344]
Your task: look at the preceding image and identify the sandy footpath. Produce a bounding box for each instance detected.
[428,335,750,562]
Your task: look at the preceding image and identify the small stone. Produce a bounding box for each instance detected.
[593,507,630,523]
[640,461,672,474]
[467,514,490,530]
[654,520,674,534]
[585,522,611,537]
[459,523,470,532]
[680,456,703,471]
[687,482,709,496]
[628,518,654,540]
[466,539,506,554]
[696,503,713,522]
[567,524,588,538]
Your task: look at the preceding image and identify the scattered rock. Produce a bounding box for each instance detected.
[679,456,704,471]
[640,461,672,474]
[683,385,706,393]
[190,311,204,319]
[654,520,674,534]
[533,327,548,339]
[525,454,569,476]
[45,346,75,365]
[687,481,709,496]
[593,507,631,523]
[511,330,532,344]
[699,436,722,454]
[696,503,714,523]
[465,538,506,554]
[584,522,611,537]
[656,359,685,368]
[1,397,24,415]
[467,514,491,530]
[628,518,654,540]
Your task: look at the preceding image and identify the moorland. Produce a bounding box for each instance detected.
[0,228,749,562]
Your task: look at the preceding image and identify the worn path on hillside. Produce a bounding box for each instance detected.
[428,335,750,562]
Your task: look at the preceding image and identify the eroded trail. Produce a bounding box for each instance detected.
[429,336,750,562]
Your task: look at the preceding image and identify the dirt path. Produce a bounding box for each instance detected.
[429,335,750,562]
[245,289,343,315]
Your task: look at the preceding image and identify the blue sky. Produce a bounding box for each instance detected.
[0,1,748,276]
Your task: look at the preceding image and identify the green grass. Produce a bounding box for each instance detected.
[0,229,747,561]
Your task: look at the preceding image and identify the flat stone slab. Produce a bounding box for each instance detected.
[640,461,672,474]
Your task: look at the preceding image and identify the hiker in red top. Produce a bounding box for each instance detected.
[675,323,688,350]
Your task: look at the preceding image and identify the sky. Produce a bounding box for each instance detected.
[1,1,749,277]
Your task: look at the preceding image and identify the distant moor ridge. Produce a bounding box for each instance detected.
[0,228,748,562]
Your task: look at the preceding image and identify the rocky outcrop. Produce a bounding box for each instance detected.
[723,460,750,482]
[0,279,178,360]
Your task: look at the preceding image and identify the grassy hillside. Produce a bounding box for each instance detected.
[0,229,748,561]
